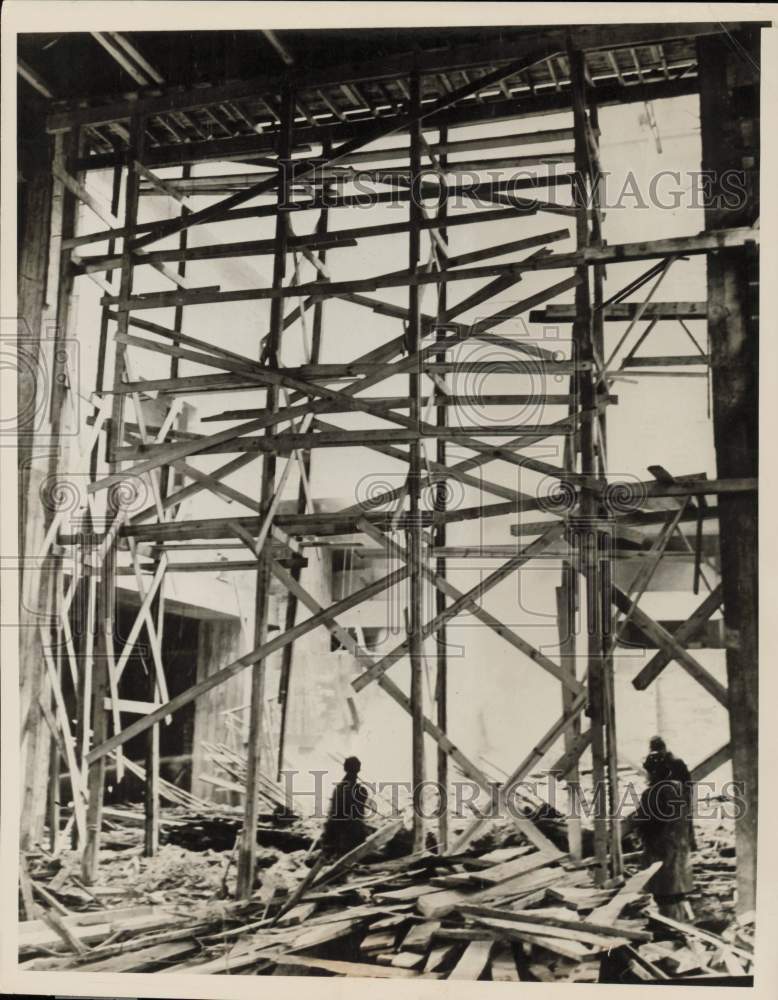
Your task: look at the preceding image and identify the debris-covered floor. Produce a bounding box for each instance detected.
[18,802,754,983]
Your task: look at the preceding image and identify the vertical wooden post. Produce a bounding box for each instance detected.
[570,43,609,886]
[434,126,449,852]
[276,195,330,782]
[83,112,144,883]
[144,165,190,857]
[143,649,161,856]
[79,160,122,809]
[46,570,63,851]
[408,69,427,852]
[18,126,73,849]
[555,579,582,860]
[236,86,294,898]
[589,99,622,880]
[698,29,759,915]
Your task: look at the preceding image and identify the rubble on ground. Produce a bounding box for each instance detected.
[18,805,752,982]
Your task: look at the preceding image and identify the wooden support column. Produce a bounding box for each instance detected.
[589,97,622,880]
[236,85,294,899]
[698,29,759,915]
[276,193,329,782]
[18,126,75,849]
[408,69,426,852]
[434,127,449,852]
[555,577,582,860]
[83,113,145,882]
[144,164,190,856]
[570,43,608,886]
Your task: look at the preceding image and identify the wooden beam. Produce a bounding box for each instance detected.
[82,112,145,883]
[698,27,759,915]
[99,229,757,312]
[611,585,728,706]
[530,302,707,322]
[75,213,565,272]
[237,84,293,901]
[407,69,426,853]
[569,41,609,886]
[631,584,723,691]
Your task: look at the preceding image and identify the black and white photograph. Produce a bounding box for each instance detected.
[1,3,775,996]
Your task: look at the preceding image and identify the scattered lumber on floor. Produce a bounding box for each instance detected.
[18,810,752,981]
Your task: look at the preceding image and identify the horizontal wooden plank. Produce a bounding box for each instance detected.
[529,301,707,322]
[99,228,757,312]
[623,354,709,367]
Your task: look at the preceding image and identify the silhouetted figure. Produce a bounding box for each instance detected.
[649,736,697,851]
[321,756,369,859]
[633,751,694,919]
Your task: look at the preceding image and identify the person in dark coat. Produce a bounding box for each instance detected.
[649,736,697,851]
[321,756,369,859]
[633,750,695,919]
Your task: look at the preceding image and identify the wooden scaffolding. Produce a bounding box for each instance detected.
[17,23,759,910]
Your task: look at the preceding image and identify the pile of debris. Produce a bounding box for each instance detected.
[18,815,754,982]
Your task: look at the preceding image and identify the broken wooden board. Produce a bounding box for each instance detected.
[478,845,535,865]
[18,908,178,955]
[401,920,441,952]
[489,942,521,981]
[68,939,199,973]
[424,942,460,973]
[589,861,662,923]
[548,885,614,911]
[360,929,398,954]
[472,916,632,953]
[489,926,596,961]
[477,849,564,885]
[289,916,364,952]
[646,910,754,962]
[448,939,493,980]
[377,950,425,969]
[262,952,442,978]
[460,903,652,943]
[313,817,404,887]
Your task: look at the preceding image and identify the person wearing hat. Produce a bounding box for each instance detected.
[321,755,370,859]
[633,749,695,919]
[648,736,697,851]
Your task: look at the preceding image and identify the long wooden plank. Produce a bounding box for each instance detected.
[460,903,652,942]
[77,216,566,271]
[530,301,708,322]
[263,953,438,978]
[101,228,758,312]
[448,940,493,980]
[589,862,663,923]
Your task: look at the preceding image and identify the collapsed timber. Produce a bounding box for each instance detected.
[19,811,753,983]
